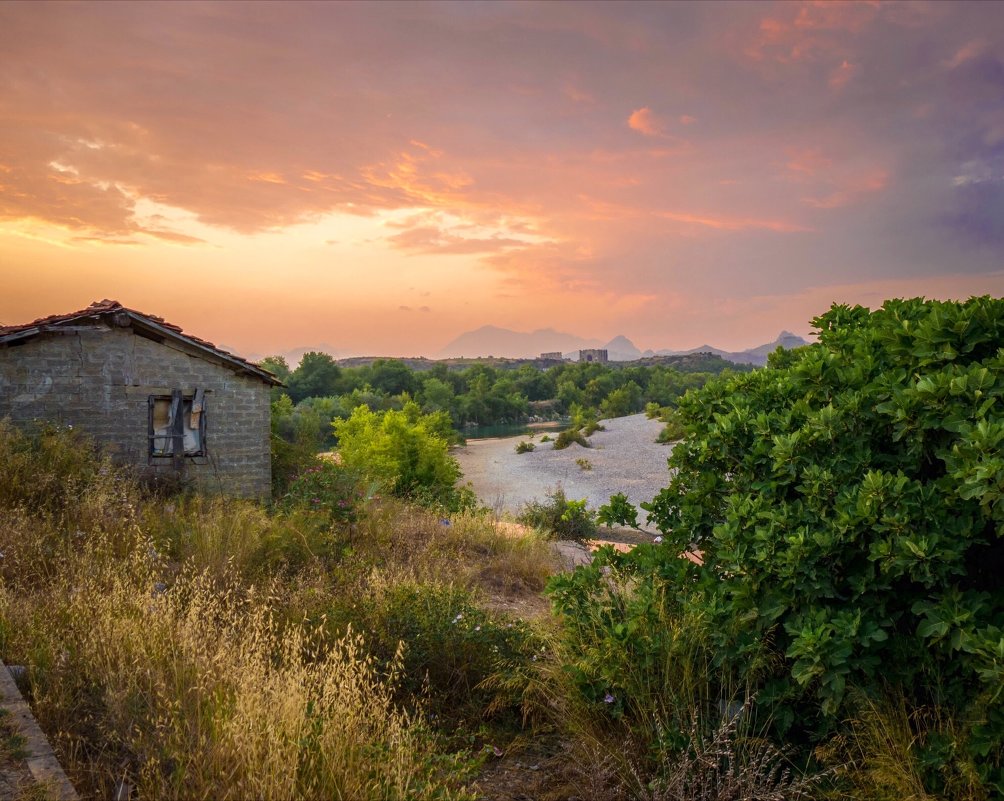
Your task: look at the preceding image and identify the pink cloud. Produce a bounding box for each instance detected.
[627,107,665,137]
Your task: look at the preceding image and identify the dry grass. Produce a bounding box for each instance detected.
[569,701,826,801]
[351,502,560,603]
[0,540,472,800]
[821,692,989,801]
[0,423,574,799]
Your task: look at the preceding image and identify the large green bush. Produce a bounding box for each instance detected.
[333,401,465,509]
[553,297,1004,795]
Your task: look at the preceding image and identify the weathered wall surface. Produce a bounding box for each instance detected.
[0,325,271,498]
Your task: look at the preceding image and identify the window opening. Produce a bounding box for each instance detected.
[149,388,207,461]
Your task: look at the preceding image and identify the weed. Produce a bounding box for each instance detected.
[575,458,593,471]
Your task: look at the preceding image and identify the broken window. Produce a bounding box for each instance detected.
[149,388,207,458]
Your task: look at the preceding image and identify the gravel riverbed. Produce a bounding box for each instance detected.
[453,413,674,527]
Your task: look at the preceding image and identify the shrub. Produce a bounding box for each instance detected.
[519,488,597,541]
[515,440,535,454]
[333,401,465,510]
[270,395,324,497]
[554,428,590,450]
[280,460,370,525]
[575,458,593,471]
[540,434,553,443]
[582,420,605,436]
[578,297,1004,796]
[655,409,687,444]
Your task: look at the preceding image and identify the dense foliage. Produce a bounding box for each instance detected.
[267,354,740,456]
[553,297,1004,796]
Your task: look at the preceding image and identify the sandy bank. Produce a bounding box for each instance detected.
[453,413,674,528]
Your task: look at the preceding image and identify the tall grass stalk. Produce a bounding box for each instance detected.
[0,545,470,799]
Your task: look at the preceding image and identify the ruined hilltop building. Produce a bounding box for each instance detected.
[0,300,282,498]
[578,348,608,363]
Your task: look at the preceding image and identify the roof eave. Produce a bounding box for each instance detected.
[125,313,283,386]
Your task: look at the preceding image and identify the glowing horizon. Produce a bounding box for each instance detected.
[2,1,1003,360]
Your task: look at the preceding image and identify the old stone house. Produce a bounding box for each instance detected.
[0,300,282,498]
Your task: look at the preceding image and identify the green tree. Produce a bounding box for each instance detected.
[420,377,455,415]
[368,359,418,396]
[258,355,290,381]
[287,352,342,402]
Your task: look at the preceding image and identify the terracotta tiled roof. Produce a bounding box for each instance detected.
[0,299,282,385]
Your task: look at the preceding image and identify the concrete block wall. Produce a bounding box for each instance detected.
[0,325,272,498]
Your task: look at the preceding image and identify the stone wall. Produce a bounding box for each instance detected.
[0,324,272,498]
[578,348,609,363]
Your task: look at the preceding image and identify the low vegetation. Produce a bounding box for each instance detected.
[0,422,555,799]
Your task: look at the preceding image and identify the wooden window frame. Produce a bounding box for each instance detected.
[148,388,208,464]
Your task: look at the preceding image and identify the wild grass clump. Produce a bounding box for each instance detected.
[349,503,559,598]
[0,422,526,798]
[820,691,993,801]
[0,551,472,799]
[326,576,546,730]
[515,440,535,454]
[568,700,827,801]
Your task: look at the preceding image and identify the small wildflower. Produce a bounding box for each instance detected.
[474,625,481,631]
[440,518,451,527]
[604,692,615,704]
[492,745,503,757]
[653,536,663,543]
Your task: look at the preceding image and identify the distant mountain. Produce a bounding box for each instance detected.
[437,325,601,358]
[437,326,809,363]
[657,331,809,366]
[742,331,808,359]
[603,335,642,361]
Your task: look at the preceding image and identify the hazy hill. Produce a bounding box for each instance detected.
[437,325,602,358]
[438,326,808,364]
[656,331,809,366]
[603,335,642,361]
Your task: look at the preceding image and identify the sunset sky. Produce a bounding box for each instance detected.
[2,1,1003,359]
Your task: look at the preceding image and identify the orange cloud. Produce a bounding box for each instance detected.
[628,107,664,137]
